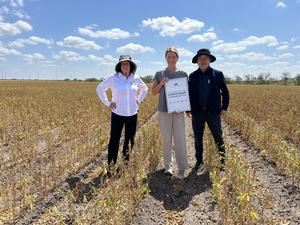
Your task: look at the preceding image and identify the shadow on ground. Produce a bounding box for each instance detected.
[147,168,212,211]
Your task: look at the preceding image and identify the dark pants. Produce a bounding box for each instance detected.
[191,111,225,163]
[108,112,137,167]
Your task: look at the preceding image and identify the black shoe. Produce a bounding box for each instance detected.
[164,168,173,177]
[193,161,203,171]
[220,158,226,171]
[106,170,112,178]
[219,164,225,171]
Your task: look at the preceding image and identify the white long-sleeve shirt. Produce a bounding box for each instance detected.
[96,72,148,116]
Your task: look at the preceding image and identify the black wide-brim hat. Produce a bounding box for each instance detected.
[192,48,216,63]
[115,55,137,74]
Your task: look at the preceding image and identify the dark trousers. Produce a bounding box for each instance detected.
[191,111,225,163]
[108,112,137,167]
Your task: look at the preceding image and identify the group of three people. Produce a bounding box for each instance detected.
[96,47,229,180]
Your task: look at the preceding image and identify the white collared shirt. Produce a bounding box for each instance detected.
[96,72,148,116]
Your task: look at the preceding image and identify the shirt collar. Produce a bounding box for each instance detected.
[117,72,134,80]
[197,66,212,74]
[164,67,179,74]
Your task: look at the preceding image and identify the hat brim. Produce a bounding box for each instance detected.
[115,59,137,74]
[192,53,216,63]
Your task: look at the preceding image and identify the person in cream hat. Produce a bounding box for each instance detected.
[96,54,148,176]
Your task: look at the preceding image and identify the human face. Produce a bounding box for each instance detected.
[197,55,211,71]
[121,61,131,75]
[165,51,178,68]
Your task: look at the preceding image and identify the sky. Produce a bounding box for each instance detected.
[0,0,300,80]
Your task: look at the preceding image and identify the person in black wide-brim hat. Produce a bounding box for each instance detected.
[186,48,229,171]
[192,48,216,63]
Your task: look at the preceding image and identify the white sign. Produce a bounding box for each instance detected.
[165,77,191,113]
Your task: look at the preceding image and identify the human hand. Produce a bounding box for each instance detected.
[186,112,192,118]
[220,110,226,117]
[160,77,169,85]
[109,102,116,110]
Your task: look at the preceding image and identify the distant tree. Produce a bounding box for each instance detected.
[244,74,252,84]
[257,72,271,84]
[281,72,290,85]
[268,77,277,84]
[295,74,300,85]
[224,76,232,84]
[85,77,99,82]
[141,75,153,83]
[64,78,70,81]
[235,75,243,84]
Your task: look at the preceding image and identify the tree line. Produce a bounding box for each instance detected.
[225,72,300,85]
[61,73,300,85]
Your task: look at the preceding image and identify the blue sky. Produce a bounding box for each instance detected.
[0,0,300,80]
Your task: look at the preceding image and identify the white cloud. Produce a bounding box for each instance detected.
[215,61,297,78]
[0,20,32,36]
[53,51,117,65]
[87,54,117,65]
[214,62,248,75]
[207,27,214,32]
[218,62,247,68]
[0,6,9,21]
[116,43,154,54]
[215,55,225,61]
[142,16,204,37]
[212,35,278,53]
[276,44,289,50]
[10,0,24,7]
[294,45,300,49]
[278,53,294,58]
[12,10,30,19]
[22,53,46,63]
[177,47,194,57]
[227,52,275,61]
[57,36,102,50]
[0,0,30,21]
[212,40,224,46]
[53,50,86,62]
[177,59,198,71]
[0,45,21,57]
[276,2,287,8]
[233,28,240,32]
[149,61,164,66]
[9,36,53,48]
[78,26,139,40]
[187,32,217,42]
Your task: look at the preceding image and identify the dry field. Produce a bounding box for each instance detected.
[0,81,299,225]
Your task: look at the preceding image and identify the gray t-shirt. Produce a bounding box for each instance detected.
[153,69,188,112]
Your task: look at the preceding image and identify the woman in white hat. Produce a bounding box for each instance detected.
[152,47,189,180]
[96,55,148,174]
